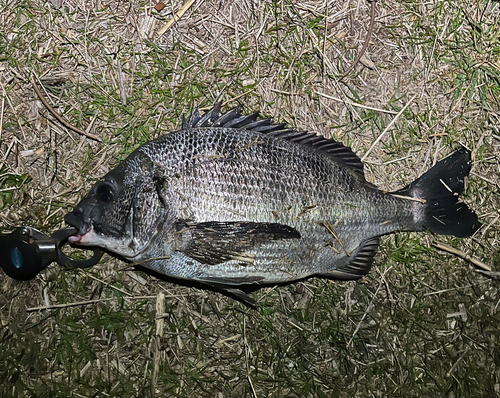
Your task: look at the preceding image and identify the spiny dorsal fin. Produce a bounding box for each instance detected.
[182,103,365,179]
[266,130,365,180]
[182,103,285,133]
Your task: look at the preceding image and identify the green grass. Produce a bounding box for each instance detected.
[1,0,499,397]
[0,167,31,209]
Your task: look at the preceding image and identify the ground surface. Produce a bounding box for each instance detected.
[1,0,499,397]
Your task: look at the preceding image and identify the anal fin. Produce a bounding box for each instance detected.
[320,237,380,280]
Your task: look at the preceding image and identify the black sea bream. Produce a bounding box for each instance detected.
[65,104,480,303]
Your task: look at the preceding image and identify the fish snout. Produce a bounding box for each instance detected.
[65,209,92,236]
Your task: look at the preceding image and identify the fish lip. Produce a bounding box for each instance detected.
[64,211,93,245]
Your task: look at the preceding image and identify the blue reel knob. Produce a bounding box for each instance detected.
[0,227,55,281]
[0,226,102,281]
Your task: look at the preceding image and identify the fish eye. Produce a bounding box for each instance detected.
[95,182,115,203]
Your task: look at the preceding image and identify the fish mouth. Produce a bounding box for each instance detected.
[64,211,95,245]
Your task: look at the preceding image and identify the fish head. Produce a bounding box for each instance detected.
[65,153,171,260]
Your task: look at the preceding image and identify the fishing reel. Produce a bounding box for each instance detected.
[0,226,102,281]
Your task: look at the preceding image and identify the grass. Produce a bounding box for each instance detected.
[1,0,500,397]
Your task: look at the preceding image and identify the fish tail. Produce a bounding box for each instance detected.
[395,147,480,238]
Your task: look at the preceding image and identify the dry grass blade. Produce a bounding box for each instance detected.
[315,91,398,114]
[157,0,199,36]
[151,292,165,397]
[117,60,127,106]
[341,0,377,78]
[347,266,392,348]
[361,93,418,161]
[32,80,102,142]
[244,317,258,398]
[432,242,491,271]
[26,298,115,311]
[0,96,5,142]
[26,295,156,312]
[389,193,426,203]
[320,220,350,256]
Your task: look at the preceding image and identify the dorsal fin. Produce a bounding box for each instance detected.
[266,130,365,179]
[182,102,285,133]
[182,103,365,179]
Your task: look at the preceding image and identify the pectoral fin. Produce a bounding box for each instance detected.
[177,221,300,266]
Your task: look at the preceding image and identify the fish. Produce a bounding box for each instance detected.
[64,103,480,305]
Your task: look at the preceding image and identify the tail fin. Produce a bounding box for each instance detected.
[395,147,480,237]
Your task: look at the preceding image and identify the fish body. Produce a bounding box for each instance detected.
[65,104,479,301]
